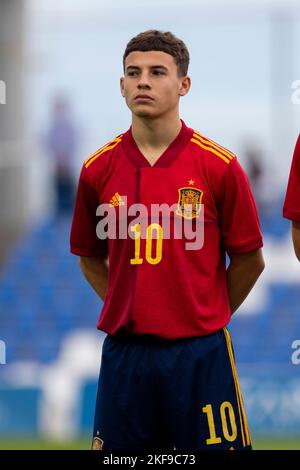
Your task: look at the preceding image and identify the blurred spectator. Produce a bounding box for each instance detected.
[245,144,264,210]
[46,96,78,215]
[242,140,290,239]
[242,141,273,220]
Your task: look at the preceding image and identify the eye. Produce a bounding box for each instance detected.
[127,70,139,76]
[152,70,165,75]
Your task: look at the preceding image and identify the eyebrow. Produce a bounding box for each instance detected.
[126,65,168,72]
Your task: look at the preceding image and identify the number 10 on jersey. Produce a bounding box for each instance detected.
[130,223,163,265]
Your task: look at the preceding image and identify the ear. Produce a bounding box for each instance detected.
[179,76,191,97]
[120,77,125,97]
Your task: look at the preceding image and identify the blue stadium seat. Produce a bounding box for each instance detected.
[79,380,98,434]
[0,387,41,436]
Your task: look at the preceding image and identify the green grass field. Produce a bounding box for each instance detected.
[0,437,299,450]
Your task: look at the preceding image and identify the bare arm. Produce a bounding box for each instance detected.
[292,221,300,261]
[79,256,109,301]
[226,248,265,315]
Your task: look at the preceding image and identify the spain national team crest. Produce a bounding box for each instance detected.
[176,187,203,219]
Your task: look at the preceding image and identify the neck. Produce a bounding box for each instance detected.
[131,111,182,150]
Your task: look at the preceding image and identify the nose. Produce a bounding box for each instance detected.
[137,71,151,89]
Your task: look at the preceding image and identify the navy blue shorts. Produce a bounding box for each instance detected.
[92,328,251,451]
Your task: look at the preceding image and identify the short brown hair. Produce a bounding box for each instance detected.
[123,30,190,77]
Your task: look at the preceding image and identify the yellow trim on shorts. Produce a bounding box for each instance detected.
[223,327,251,447]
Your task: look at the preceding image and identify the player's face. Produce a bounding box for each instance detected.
[120,50,190,119]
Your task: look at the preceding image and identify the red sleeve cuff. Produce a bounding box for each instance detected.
[226,238,263,255]
[283,207,300,222]
[70,244,107,257]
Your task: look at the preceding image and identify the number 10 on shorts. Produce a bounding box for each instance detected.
[202,402,237,445]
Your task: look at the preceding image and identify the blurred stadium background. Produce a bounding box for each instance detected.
[0,0,300,450]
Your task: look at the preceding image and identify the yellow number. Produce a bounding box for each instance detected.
[145,223,163,265]
[202,405,222,445]
[130,223,163,265]
[202,402,238,445]
[130,224,143,265]
[220,402,237,442]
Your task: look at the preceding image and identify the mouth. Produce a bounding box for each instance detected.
[134,95,154,102]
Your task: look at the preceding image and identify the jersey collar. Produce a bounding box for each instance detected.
[121,119,193,169]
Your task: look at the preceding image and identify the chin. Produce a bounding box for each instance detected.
[133,110,156,118]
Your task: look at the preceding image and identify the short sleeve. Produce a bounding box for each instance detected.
[283,134,300,222]
[70,166,108,257]
[219,158,263,255]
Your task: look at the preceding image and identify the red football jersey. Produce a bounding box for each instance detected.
[70,121,263,339]
[283,134,300,221]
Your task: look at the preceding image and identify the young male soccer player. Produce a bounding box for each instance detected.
[283,135,300,260]
[70,30,265,451]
